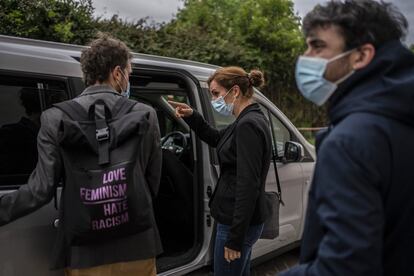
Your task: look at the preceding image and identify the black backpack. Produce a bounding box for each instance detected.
[53,97,153,245]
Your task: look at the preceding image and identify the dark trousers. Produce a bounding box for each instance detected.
[214,223,264,276]
[64,258,156,276]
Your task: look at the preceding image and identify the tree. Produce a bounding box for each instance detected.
[94,15,162,55]
[158,0,327,127]
[0,0,96,44]
[0,0,328,127]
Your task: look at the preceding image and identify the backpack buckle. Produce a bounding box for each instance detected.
[96,127,109,141]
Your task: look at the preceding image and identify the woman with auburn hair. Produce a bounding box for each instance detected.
[169,66,272,276]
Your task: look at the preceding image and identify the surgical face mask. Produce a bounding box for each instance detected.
[116,69,131,98]
[121,82,130,98]
[211,86,236,116]
[295,50,355,106]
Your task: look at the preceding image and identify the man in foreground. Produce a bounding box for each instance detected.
[281,1,414,275]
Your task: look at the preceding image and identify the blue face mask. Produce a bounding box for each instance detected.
[211,86,236,116]
[295,50,355,106]
[117,69,131,98]
[121,81,130,98]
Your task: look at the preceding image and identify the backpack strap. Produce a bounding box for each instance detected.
[91,100,111,166]
[111,97,138,119]
[53,100,88,121]
[267,112,284,206]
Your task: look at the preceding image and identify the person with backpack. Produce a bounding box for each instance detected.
[0,35,162,275]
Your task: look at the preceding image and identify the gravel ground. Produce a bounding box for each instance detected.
[188,247,300,276]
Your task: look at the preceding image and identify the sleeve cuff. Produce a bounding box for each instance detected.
[183,110,198,126]
[224,239,243,252]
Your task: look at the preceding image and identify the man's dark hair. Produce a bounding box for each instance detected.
[80,34,133,86]
[20,88,40,115]
[303,0,408,50]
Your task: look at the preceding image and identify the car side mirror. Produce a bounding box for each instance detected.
[283,141,304,163]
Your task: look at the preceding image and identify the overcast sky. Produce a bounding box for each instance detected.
[92,0,414,45]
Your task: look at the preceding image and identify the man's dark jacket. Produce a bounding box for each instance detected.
[0,85,163,269]
[281,40,414,276]
[184,103,272,251]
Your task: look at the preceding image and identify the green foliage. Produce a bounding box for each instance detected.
[94,15,161,54]
[0,0,328,127]
[0,0,96,44]
[160,0,327,127]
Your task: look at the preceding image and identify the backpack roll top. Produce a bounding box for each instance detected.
[109,110,150,148]
[56,99,150,153]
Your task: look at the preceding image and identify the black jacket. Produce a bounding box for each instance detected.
[281,40,414,276]
[185,103,272,251]
[0,85,163,269]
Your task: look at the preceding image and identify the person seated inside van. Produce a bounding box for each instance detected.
[0,88,41,183]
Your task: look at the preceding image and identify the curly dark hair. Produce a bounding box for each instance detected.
[20,88,40,115]
[302,0,408,50]
[80,34,133,86]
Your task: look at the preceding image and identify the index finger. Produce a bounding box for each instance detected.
[224,248,230,263]
[167,100,187,108]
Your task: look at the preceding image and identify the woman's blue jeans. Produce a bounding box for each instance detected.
[214,223,264,276]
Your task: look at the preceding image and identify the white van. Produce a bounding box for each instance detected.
[0,35,315,275]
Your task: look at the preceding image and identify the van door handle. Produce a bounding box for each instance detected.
[207,186,213,198]
[53,218,59,228]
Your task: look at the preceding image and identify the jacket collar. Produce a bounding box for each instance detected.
[236,102,261,121]
[217,103,261,151]
[328,40,414,126]
[79,84,121,97]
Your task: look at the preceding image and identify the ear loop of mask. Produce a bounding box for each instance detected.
[327,49,356,85]
[114,67,128,92]
[223,85,238,104]
[327,49,355,63]
[334,69,355,85]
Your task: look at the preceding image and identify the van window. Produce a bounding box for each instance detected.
[0,74,68,186]
[161,95,189,136]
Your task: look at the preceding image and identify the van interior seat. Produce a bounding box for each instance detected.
[154,149,194,255]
